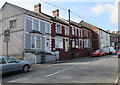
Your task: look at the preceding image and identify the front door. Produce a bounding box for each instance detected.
[65,38,69,51]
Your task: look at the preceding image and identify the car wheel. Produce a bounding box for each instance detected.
[22,65,29,73]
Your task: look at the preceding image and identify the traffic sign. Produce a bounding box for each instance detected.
[4,30,10,42]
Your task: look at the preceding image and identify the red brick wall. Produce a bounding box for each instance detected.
[62,26,65,35]
[51,23,56,37]
[91,25,99,50]
[59,49,90,60]
[52,39,55,51]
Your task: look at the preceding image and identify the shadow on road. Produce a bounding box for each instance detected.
[2,70,32,83]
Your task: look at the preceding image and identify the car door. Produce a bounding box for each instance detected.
[5,57,22,71]
[0,57,10,73]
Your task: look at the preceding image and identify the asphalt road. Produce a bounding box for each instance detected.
[2,55,118,83]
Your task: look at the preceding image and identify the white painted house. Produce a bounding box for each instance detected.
[0,2,59,64]
[99,29,110,49]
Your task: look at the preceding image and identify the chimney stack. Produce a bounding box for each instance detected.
[106,30,110,33]
[116,31,119,34]
[53,9,59,17]
[112,31,115,34]
[34,3,41,13]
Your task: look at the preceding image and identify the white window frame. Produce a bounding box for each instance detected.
[75,39,79,48]
[56,24,62,34]
[65,26,69,36]
[79,39,83,49]
[72,39,75,48]
[72,27,75,35]
[75,28,77,36]
[79,29,82,37]
[55,36,63,49]
[45,23,51,33]
[84,39,89,48]
[32,19,39,31]
[31,35,41,49]
[9,19,16,28]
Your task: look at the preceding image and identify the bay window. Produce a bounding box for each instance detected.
[31,35,41,49]
[55,37,63,49]
[75,39,79,48]
[72,39,75,48]
[31,36,36,48]
[84,39,89,48]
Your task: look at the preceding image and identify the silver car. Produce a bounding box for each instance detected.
[0,56,31,74]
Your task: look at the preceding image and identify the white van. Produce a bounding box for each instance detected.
[102,46,116,54]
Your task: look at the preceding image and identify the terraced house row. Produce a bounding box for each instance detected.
[0,2,120,64]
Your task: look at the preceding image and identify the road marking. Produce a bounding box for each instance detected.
[59,62,90,65]
[45,66,74,78]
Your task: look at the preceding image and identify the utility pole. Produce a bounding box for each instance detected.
[68,9,71,60]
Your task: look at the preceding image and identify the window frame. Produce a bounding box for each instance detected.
[45,23,51,33]
[33,19,39,31]
[55,37,63,49]
[9,19,16,28]
[84,39,89,48]
[31,35,41,49]
[65,26,69,36]
[56,24,62,34]
[72,39,75,48]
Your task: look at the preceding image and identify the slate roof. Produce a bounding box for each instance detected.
[1,2,52,22]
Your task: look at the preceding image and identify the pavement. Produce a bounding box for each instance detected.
[2,55,118,83]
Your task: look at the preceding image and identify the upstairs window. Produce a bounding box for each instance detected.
[33,19,39,31]
[75,28,77,36]
[72,27,75,35]
[65,26,69,36]
[45,23,51,33]
[79,29,82,37]
[9,20,16,28]
[25,17,32,31]
[56,24,61,34]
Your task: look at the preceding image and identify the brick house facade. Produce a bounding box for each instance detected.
[110,32,120,51]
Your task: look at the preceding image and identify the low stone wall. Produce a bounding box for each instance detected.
[23,52,59,64]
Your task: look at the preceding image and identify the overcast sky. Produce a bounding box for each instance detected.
[0,0,119,32]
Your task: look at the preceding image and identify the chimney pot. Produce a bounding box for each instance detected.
[34,3,41,13]
[106,30,110,33]
[112,31,115,34]
[53,9,59,17]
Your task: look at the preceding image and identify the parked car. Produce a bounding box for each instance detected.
[102,46,116,54]
[0,56,31,74]
[91,49,105,57]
